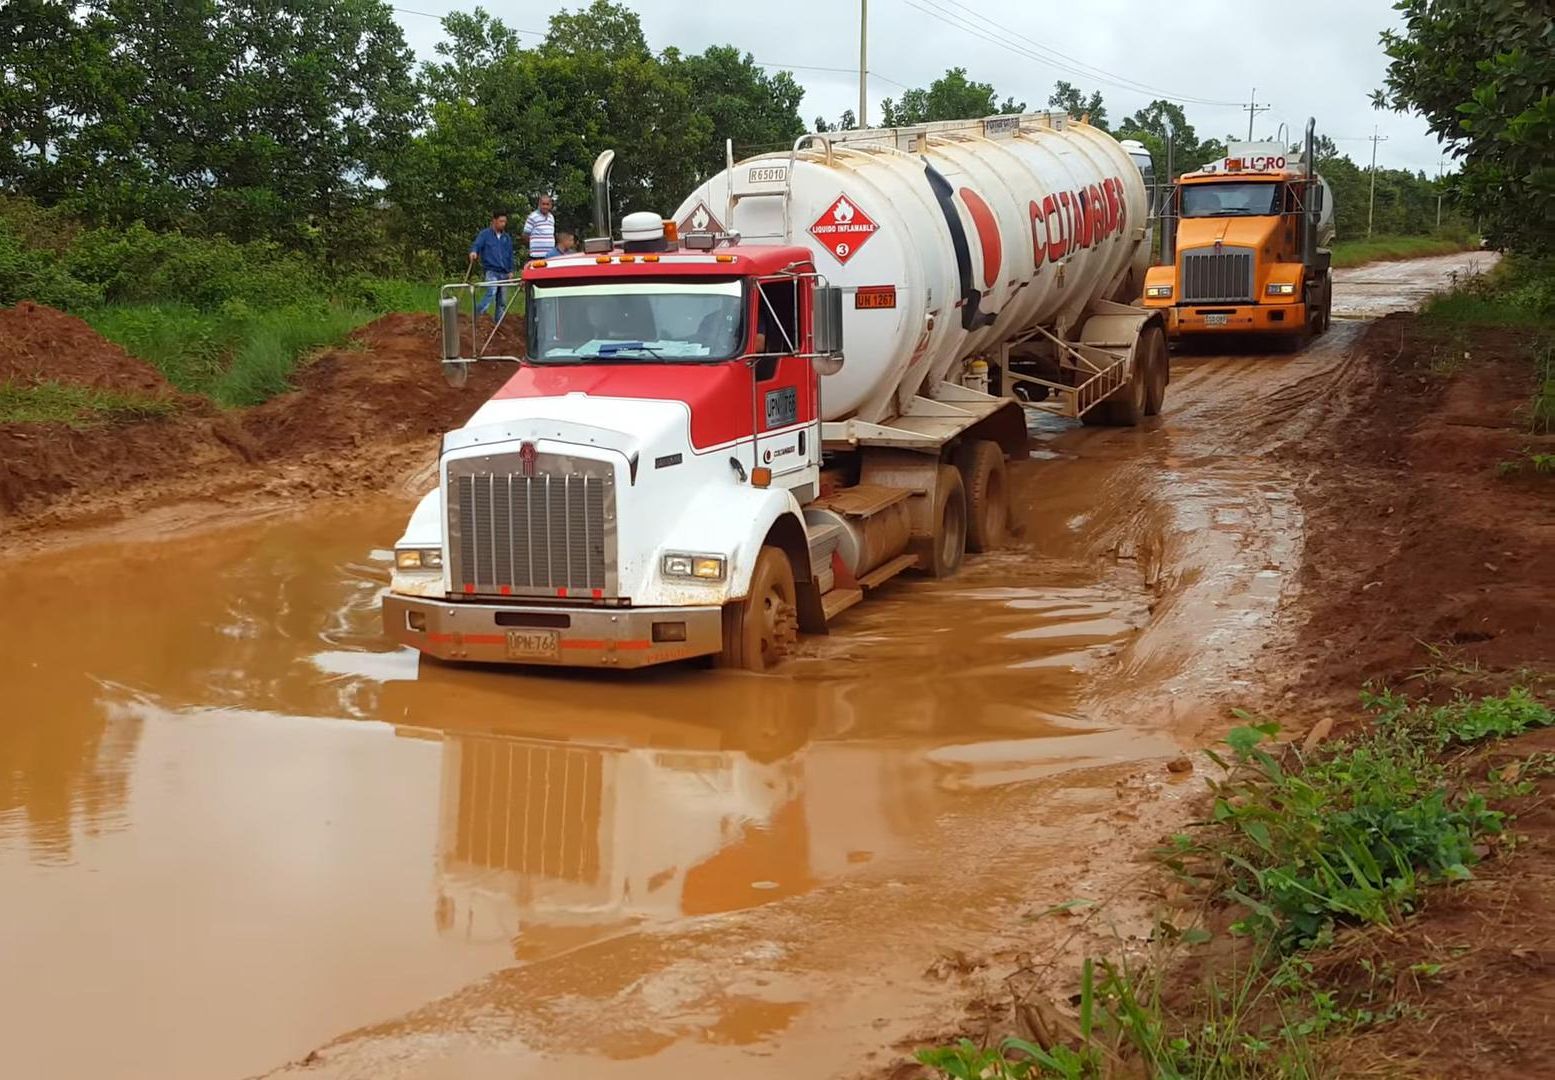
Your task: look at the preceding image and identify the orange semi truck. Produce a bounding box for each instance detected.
[1143,120,1335,346]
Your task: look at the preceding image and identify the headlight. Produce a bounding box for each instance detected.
[1266,282,1296,296]
[395,547,443,571]
[662,552,727,581]
[1145,284,1173,299]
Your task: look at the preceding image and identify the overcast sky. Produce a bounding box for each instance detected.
[390,0,1449,176]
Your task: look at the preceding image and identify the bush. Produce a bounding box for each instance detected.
[65,223,326,309]
[0,221,104,309]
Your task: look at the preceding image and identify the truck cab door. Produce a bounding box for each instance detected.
[751,277,819,487]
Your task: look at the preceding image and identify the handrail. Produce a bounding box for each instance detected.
[782,134,833,242]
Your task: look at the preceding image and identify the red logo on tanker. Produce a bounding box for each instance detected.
[519,440,538,477]
[679,201,723,235]
[808,194,879,265]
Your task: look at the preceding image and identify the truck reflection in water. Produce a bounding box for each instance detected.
[380,664,925,960]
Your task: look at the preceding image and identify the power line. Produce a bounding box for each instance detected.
[390,6,546,36]
[934,0,1245,107]
[898,0,1246,109]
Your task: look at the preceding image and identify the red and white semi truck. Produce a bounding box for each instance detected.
[383,113,1167,671]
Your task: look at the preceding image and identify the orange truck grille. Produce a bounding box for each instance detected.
[1180,246,1255,304]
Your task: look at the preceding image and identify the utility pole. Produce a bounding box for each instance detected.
[1242,88,1270,141]
[1366,126,1389,237]
[1436,160,1445,230]
[858,0,868,128]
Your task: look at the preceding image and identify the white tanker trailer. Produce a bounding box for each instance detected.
[384,113,1167,672]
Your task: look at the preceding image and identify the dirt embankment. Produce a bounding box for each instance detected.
[1264,314,1554,1076]
[0,304,517,538]
[1275,314,1552,704]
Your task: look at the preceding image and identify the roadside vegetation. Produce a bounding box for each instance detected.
[1329,232,1477,269]
[919,687,1554,1080]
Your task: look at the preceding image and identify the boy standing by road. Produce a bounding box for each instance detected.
[468,209,515,320]
[523,195,557,260]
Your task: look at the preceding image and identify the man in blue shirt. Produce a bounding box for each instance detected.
[468,209,515,321]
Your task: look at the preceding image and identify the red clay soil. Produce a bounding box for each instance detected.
[0,306,516,530]
[1264,313,1555,1077]
[0,302,174,396]
[1274,314,1553,704]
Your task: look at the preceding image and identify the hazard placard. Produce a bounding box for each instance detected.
[679,201,724,235]
[808,194,879,265]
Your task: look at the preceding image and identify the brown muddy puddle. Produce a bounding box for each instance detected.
[0,385,1303,1078]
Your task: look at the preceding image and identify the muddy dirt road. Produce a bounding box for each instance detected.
[0,252,1493,1079]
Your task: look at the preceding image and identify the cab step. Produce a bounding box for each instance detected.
[820,587,864,622]
[856,553,918,591]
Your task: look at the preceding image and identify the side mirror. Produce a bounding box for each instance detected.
[442,361,469,388]
[812,285,844,357]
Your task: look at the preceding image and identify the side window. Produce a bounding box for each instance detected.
[754,279,798,381]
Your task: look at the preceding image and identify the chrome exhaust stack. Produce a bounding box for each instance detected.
[590,150,616,244]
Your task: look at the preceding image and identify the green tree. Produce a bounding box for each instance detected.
[2,0,416,257]
[1115,99,1224,178]
[1374,0,1555,254]
[1047,80,1108,131]
[880,67,1024,126]
[386,2,807,265]
[815,109,858,133]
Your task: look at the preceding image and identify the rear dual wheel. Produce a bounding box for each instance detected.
[1083,323,1165,427]
[914,464,968,578]
[956,440,1008,553]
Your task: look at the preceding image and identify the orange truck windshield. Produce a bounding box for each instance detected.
[1181,182,1279,218]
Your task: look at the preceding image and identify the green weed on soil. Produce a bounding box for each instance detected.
[83,302,375,407]
[0,381,178,428]
[918,688,1553,1080]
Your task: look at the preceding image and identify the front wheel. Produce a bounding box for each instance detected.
[717,545,799,672]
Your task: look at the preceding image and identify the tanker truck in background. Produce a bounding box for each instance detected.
[1144,120,1336,346]
[383,112,1167,672]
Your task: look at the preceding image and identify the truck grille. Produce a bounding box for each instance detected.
[1180,246,1255,303]
[446,451,616,596]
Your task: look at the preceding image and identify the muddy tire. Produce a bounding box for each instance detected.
[1140,324,1169,417]
[1102,344,1149,426]
[912,464,967,578]
[1317,275,1333,335]
[717,545,799,672]
[955,439,1008,553]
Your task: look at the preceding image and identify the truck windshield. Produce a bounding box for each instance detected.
[528,279,745,362]
[1181,182,1279,218]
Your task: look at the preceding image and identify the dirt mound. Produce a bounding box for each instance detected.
[2,311,515,531]
[0,302,173,396]
[1276,313,1553,700]
[242,313,516,463]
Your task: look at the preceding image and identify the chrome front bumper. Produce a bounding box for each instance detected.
[383,593,723,669]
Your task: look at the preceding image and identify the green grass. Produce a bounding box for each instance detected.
[1330,234,1479,269]
[0,380,178,428]
[82,301,378,407]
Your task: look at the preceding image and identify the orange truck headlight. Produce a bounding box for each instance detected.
[1266,283,1296,296]
[1145,285,1173,299]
